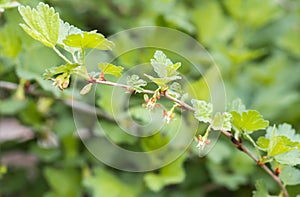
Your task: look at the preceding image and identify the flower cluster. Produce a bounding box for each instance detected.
[195,135,211,150]
[143,94,161,111]
[50,73,70,90]
[163,109,175,124]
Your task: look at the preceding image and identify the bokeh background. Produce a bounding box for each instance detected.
[0,0,300,196]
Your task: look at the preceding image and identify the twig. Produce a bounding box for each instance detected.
[88,78,195,111]
[0,79,289,197]
[0,80,111,120]
[221,130,289,197]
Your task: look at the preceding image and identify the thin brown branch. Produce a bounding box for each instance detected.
[0,80,112,120]
[0,79,289,197]
[0,81,18,90]
[221,130,289,197]
[88,78,195,111]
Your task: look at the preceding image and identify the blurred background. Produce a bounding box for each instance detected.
[0,0,300,196]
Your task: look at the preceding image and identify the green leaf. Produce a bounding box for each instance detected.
[267,135,295,157]
[256,137,269,149]
[192,1,234,46]
[94,121,136,145]
[43,63,79,78]
[98,63,123,78]
[44,167,82,197]
[0,24,22,58]
[43,63,79,90]
[57,20,82,54]
[278,27,300,57]
[257,132,299,159]
[275,150,300,166]
[144,74,170,87]
[18,2,60,48]
[80,83,93,95]
[0,98,28,115]
[224,0,282,29]
[141,132,169,151]
[83,168,140,197]
[63,31,114,50]
[145,50,181,86]
[279,166,300,186]
[207,141,232,164]
[228,98,246,114]
[252,179,271,197]
[166,82,182,99]
[265,123,300,142]
[231,110,269,133]
[144,154,186,192]
[207,161,247,190]
[0,165,7,177]
[211,112,232,131]
[185,67,216,101]
[126,74,147,93]
[151,50,173,78]
[191,99,213,123]
[258,125,300,158]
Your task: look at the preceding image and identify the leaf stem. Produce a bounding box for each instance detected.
[243,133,263,160]
[52,46,72,64]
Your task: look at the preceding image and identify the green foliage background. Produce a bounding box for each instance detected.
[0,0,300,196]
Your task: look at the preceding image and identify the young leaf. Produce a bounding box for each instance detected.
[83,168,140,197]
[265,123,300,142]
[256,137,269,149]
[18,2,60,48]
[43,63,79,78]
[252,179,271,197]
[0,24,22,58]
[144,74,170,87]
[44,167,82,197]
[166,82,182,99]
[279,166,300,186]
[257,127,299,158]
[63,31,114,50]
[211,112,232,131]
[275,150,300,166]
[151,51,181,79]
[80,83,93,95]
[267,136,295,157]
[126,75,147,93]
[231,110,269,133]
[151,50,173,78]
[98,63,123,78]
[228,98,246,114]
[191,99,213,123]
[57,20,82,54]
[144,154,186,192]
[145,50,181,86]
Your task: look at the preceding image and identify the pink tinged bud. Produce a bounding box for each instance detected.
[143,94,161,111]
[156,93,160,100]
[195,135,210,150]
[163,109,175,124]
[62,80,69,89]
[144,94,149,102]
